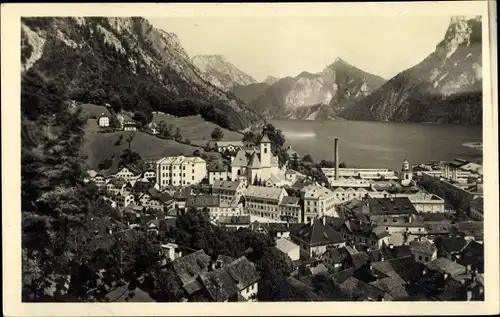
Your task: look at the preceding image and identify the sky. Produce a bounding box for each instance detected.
[148,16,452,82]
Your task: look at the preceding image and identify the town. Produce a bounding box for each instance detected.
[76,109,485,302]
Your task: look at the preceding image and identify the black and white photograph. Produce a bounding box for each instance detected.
[2,1,498,316]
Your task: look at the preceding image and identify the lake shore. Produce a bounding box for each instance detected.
[462,142,483,151]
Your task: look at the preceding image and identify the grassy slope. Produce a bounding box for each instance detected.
[151,112,242,141]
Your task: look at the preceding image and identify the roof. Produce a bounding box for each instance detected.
[350,252,371,268]
[173,186,193,200]
[248,152,261,169]
[245,185,285,201]
[373,214,426,228]
[456,240,484,272]
[276,237,299,254]
[379,244,412,260]
[367,197,417,215]
[218,215,251,225]
[323,246,350,264]
[280,196,300,206]
[260,133,271,143]
[122,164,142,175]
[208,163,227,172]
[409,239,437,255]
[337,276,389,301]
[186,195,220,208]
[310,264,328,275]
[426,257,467,277]
[301,185,335,200]
[87,170,98,178]
[231,150,249,167]
[215,141,244,147]
[213,180,241,192]
[216,255,237,266]
[292,218,345,247]
[104,284,154,302]
[435,237,470,254]
[172,250,212,294]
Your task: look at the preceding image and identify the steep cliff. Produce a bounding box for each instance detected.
[20,17,263,131]
[192,54,257,91]
[237,58,386,120]
[346,16,483,125]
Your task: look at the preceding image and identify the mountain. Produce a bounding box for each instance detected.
[231,82,270,105]
[192,54,257,91]
[346,16,483,125]
[263,76,279,85]
[20,17,263,131]
[238,58,386,120]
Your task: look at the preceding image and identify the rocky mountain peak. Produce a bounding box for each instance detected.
[192,54,257,91]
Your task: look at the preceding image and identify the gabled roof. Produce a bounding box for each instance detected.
[409,239,437,255]
[231,150,249,167]
[435,237,470,254]
[172,250,212,294]
[426,257,467,277]
[276,237,299,254]
[122,164,142,175]
[246,185,285,201]
[248,152,261,169]
[292,218,345,247]
[280,196,300,206]
[213,180,241,191]
[367,197,417,215]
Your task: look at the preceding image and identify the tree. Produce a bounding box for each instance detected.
[210,127,224,141]
[125,132,136,151]
[338,162,347,168]
[98,157,113,170]
[302,154,314,163]
[119,149,141,167]
[109,114,120,130]
[174,127,182,142]
[193,149,201,157]
[133,111,148,128]
[242,131,258,145]
[109,93,123,113]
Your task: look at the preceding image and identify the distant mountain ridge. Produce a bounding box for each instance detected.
[20,17,263,131]
[192,54,257,91]
[345,16,483,125]
[232,57,386,120]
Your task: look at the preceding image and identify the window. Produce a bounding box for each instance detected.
[183,166,186,170]
[264,147,268,154]
[419,256,422,261]
[192,176,195,180]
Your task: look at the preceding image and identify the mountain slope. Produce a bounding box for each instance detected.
[231,82,270,104]
[241,59,386,120]
[20,17,263,131]
[346,16,483,125]
[192,54,257,91]
[263,76,279,85]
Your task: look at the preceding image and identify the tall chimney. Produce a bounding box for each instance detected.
[334,138,339,181]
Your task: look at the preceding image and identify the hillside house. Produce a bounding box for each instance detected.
[98,113,110,127]
[290,218,346,259]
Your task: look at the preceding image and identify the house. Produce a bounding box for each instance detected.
[301,185,338,222]
[455,240,484,273]
[244,185,288,221]
[217,215,251,230]
[172,186,194,209]
[142,169,156,182]
[199,256,259,302]
[340,221,391,249]
[97,113,110,128]
[426,257,467,278]
[285,169,306,184]
[320,246,352,272]
[230,134,283,186]
[160,242,183,263]
[144,189,174,212]
[214,140,245,153]
[278,196,302,223]
[105,177,128,196]
[171,250,212,296]
[322,167,399,182]
[132,177,159,196]
[276,237,300,261]
[156,156,207,189]
[290,218,346,259]
[368,192,446,213]
[208,163,230,185]
[434,237,470,261]
[408,238,438,264]
[115,164,143,182]
[123,121,137,131]
[249,222,291,239]
[371,214,427,234]
[115,193,135,209]
[264,171,290,188]
[365,197,418,220]
[469,196,483,220]
[212,180,245,203]
[185,195,242,221]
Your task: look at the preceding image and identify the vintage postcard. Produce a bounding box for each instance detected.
[1,1,498,316]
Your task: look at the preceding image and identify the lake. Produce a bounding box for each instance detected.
[270,120,483,171]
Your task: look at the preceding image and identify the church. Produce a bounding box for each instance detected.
[230,134,285,186]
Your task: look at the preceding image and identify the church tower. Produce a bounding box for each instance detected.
[400,159,413,187]
[259,133,272,168]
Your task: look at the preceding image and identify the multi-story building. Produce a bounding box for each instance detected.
[322,167,399,182]
[213,141,244,153]
[469,196,484,220]
[115,193,135,209]
[301,185,337,222]
[208,164,230,185]
[290,218,346,259]
[98,114,110,127]
[115,164,143,182]
[212,180,246,203]
[244,185,287,221]
[368,192,446,213]
[156,156,207,189]
[278,196,302,223]
[185,195,243,221]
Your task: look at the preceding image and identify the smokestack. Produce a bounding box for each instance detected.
[334,138,339,181]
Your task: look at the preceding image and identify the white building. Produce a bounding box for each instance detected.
[322,167,399,182]
[244,185,288,221]
[400,159,413,187]
[212,180,246,203]
[98,114,110,127]
[409,238,438,264]
[214,141,244,153]
[156,156,207,189]
[285,169,306,184]
[115,165,143,182]
[276,237,300,261]
[230,134,283,186]
[207,164,230,185]
[301,185,337,222]
[115,193,135,209]
[123,121,137,131]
